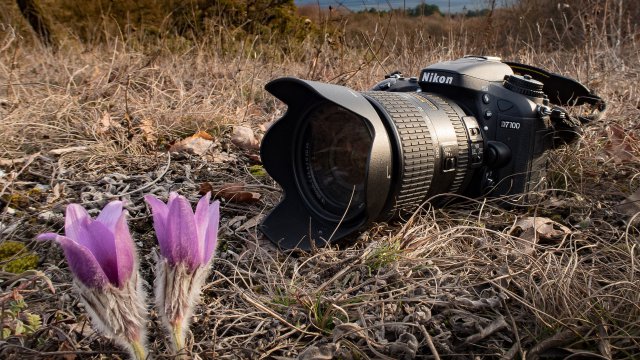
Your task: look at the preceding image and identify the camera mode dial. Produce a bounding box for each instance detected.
[504,74,545,98]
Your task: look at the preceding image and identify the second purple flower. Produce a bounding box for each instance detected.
[144,192,220,353]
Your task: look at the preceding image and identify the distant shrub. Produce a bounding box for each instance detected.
[406,3,441,17]
[16,0,311,46]
[488,0,640,52]
[464,8,489,18]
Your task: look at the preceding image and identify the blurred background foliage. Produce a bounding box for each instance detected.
[2,0,311,49]
[1,0,638,59]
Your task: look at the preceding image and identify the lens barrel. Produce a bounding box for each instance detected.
[363,91,477,217]
[260,78,483,250]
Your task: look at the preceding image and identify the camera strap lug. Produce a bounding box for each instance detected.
[384,71,402,79]
[504,61,606,124]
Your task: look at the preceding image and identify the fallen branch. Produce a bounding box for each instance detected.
[419,324,441,360]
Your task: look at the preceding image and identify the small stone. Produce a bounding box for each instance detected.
[38,211,59,223]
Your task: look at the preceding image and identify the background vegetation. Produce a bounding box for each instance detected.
[0,0,638,358]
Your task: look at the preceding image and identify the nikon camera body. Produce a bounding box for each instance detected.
[369,56,553,202]
[260,56,605,250]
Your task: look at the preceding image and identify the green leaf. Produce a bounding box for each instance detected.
[14,320,24,335]
[25,313,42,332]
[249,165,267,177]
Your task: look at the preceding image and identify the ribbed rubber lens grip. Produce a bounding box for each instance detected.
[364,92,436,209]
[364,91,473,213]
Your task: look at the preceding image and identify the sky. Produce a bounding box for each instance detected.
[294,0,502,13]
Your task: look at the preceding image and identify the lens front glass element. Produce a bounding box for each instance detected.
[301,104,373,218]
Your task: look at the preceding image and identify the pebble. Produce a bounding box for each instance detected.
[38,211,58,223]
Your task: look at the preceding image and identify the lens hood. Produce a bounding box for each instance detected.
[260,77,393,250]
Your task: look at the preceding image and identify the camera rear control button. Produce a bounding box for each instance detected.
[498,100,514,111]
[484,110,493,119]
[482,94,491,104]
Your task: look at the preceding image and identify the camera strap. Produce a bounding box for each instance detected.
[504,61,607,125]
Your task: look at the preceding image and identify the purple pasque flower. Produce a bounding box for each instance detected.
[145,192,220,353]
[38,201,135,289]
[38,201,147,360]
[144,192,219,270]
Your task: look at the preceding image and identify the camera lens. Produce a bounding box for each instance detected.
[298,103,373,220]
[362,91,476,213]
[260,77,483,249]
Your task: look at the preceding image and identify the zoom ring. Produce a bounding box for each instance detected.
[423,94,470,194]
[364,92,436,210]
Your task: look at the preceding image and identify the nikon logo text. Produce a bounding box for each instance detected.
[421,72,453,84]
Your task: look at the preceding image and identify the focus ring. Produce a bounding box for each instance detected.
[422,94,470,194]
[364,92,436,209]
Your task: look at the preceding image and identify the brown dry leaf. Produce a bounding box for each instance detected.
[49,146,88,155]
[0,153,40,166]
[96,111,120,134]
[47,183,64,204]
[139,117,158,144]
[97,111,111,134]
[237,213,265,231]
[200,182,261,203]
[332,322,367,342]
[614,188,640,221]
[169,131,214,155]
[604,124,640,164]
[247,153,261,164]
[235,104,263,118]
[199,182,214,194]
[231,126,260,150]
[57,341,77,360]
[193,130,214,141]
[259,119,277,132]
[297,343,336,360]
[207,151,238,164]
[509,217,572,251]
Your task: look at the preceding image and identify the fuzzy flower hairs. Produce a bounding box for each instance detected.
[38,201,148,360]
[144,192,220,353]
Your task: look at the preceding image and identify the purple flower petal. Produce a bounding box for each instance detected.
[113,211,135,287]
[65,204,92,246]
[39,202,138,289]
[86,220,119,286]
[167,195,199,270]
[203,200,220,264]
[167,192,179,209]
[145,195,170,259]
[96,201,124,232]
[194,192,211,261]
[37,233,59,241]
[46,234,109,288]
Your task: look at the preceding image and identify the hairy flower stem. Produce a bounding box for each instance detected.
[155,258,210,354]
[172,323,184,352]
[131,340,147,360]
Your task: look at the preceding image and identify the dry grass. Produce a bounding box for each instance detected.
[1,2,640,359]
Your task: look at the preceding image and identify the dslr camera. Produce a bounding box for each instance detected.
[259,56,605,250]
